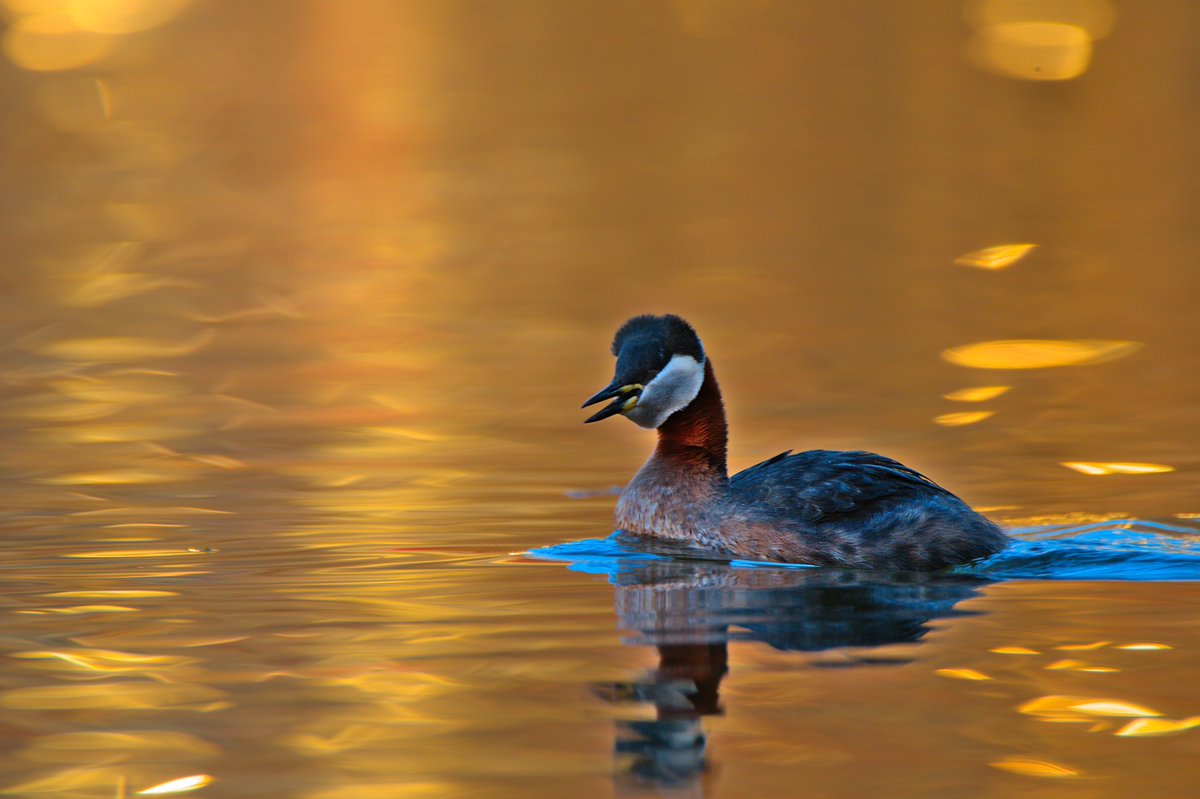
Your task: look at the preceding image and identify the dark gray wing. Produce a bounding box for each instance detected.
[729,449,954,523]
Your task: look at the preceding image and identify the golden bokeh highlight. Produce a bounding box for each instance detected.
[935,668,992,680]
[1056,640,1109,651]
[1115,717,1200,738]
[1019,695,1161,720]
[0,0,191,72]
[990,757,1079,778]
[964,0,1116,38]
[954,243,1037,270]
[65,0,191,35]
[1,12,113,71]
[1061,462,1175,476]
[935,411,994,427]
[972,22,1092,81]
[942,339,1142,369]
[944,386,1011,402]
[965,0,1115,81]
[136,773,213,795]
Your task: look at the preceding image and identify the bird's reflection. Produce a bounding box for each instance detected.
[590,559,989,791]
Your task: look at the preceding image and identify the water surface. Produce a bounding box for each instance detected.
[1,1,1199,797]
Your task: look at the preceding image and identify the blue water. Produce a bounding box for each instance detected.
[529,519,1200,656]
[530,518,1200,582]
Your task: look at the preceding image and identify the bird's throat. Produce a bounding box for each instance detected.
[654,358,728,476]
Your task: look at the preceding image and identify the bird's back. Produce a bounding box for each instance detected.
[725,450,1007,570]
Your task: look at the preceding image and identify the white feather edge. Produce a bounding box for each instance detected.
[625,354,705,429]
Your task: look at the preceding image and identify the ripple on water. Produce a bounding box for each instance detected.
[529,517,1200,582]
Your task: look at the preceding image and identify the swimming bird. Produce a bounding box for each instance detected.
[582,314,1008,570]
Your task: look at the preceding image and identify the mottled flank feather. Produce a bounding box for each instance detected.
[722,450,1006,570]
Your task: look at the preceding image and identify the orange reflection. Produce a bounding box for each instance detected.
[1062,462,1175,476]
[990,757,1079,778]
[972,22,1093,81]
[935,668,992,680]
[965,0,1115,81]
[944,386,1011,402]
[67,0,192,35]
[1020,695,1161,720]
[136,773,213,795]
[942,339,1142,369]
[935,411,994,427]
[954,243,1036,269]
[1,12,113,71]
[1115,717,1200,737]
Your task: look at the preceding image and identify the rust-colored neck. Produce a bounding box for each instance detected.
[654,358,728,476]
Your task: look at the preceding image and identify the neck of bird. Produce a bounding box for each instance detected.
[654,358,728,477]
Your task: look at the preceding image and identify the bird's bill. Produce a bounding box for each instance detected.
[581,381,642,423]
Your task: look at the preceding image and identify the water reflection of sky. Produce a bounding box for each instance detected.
[1,0,1199,797]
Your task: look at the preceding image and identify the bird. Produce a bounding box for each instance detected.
[581,314,1008,571]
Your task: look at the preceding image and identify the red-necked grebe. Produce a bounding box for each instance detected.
[582,314,1008,570]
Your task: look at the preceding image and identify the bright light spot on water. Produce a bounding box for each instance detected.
[991,646,1040,655]
[1,12,113,71]
[942,339,1142,369]
[44,589,178,598]
[935,668,992,680]
[64,548,201,558]
[1020,695,1162,719]
[935,411,994,426]
[973,22,1092,81]
[137,774,213,794]
[0,1,191,71]
[944,386,1011,402]
[965,0,1116,38]
[954,243,1037,269]
[964,0,1115,81]
[1074,700,1162,717]
[1115,717,1200,737]
[67,0,191,35]
[1062,462,1175,476]
[990,756,1079,778]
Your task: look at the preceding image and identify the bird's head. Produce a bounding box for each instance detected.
[582,314,706,429]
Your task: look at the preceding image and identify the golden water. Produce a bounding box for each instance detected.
[1,2,1198,797]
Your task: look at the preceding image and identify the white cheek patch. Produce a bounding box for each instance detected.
[625,354,705,429]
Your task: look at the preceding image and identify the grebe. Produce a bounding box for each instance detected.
[582,314,1008,570]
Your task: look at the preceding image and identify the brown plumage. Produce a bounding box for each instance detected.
[585,315,1009,571]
